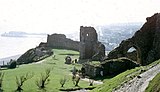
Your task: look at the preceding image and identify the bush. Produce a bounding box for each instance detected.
[35,68,52,89]
[8,59,17,69]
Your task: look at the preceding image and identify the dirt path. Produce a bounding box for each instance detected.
[114,64,160,92]
[81,78,103,85]
[69,78,103,92]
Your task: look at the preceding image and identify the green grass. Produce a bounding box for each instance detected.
[90,59,160,92]
[1,49,90,92]
[2,49,160,92]
[145,73,160,92]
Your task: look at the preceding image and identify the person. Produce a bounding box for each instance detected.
[81,67,85,78]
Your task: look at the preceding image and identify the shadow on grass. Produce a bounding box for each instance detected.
[59,53,79,56]
[59,86,96,91]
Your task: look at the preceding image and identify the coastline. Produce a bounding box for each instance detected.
[0,54,21,65]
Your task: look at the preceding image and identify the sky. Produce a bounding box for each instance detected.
[0,0,159,34]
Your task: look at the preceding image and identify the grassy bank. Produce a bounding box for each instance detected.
[1,49,90,92]
[145,73,160,92]
[91,59,160,92]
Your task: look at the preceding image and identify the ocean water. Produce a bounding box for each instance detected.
[0,35,47,64]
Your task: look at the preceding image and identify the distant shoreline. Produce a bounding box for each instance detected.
[0,54,21,65]
[1,31,47,38]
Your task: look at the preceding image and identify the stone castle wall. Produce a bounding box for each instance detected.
[47,34,79,51]
[47,26,105,61]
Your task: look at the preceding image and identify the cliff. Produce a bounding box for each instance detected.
[108,13,160,65]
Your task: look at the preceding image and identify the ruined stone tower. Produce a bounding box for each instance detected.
[79,26,105,61]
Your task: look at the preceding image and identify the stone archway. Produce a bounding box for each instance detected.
[125,45,141,64]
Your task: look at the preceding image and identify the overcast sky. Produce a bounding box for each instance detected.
[0,0,159,34]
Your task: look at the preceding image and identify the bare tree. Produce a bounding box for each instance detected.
[35,68,52,89]
[59,76,67,87]
[16,72,34,91]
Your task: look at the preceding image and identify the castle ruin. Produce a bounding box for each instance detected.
[46,26,105,62]
[47,34,79,51]
[79,26,105,61]
[107,13,160,65]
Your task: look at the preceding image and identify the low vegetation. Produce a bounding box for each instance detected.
[16,72,34,91]
[145,72,160,92]
[0,49,89,91]
[1,49,160,92]
[35,68,51,89]
[7,59,17,69]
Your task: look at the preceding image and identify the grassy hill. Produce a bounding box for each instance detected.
[1,49,90,92]
[1,49,160,92]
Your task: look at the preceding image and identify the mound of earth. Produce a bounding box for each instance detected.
[17,43,53,64]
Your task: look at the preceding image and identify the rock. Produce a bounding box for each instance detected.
[137,75,142,78]
[17,43,53,64]
[65,56,72,64]
[107,13,160,65]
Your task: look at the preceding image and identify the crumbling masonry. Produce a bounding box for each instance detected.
[107,13,160,65]
[79,26,105,61]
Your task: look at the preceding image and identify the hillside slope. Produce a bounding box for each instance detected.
[145,72,160,92]
[114,62,160,92]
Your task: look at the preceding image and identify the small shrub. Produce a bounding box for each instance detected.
[65,56,72,64]
[35,68,52,89]
[8,59,17,69]
[16,73,34,91]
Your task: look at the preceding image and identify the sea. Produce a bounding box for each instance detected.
[0,35,47,65]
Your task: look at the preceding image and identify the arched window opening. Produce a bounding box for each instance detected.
[126,46,138,61]
[127,47,136,53]
[86,33,89,37]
